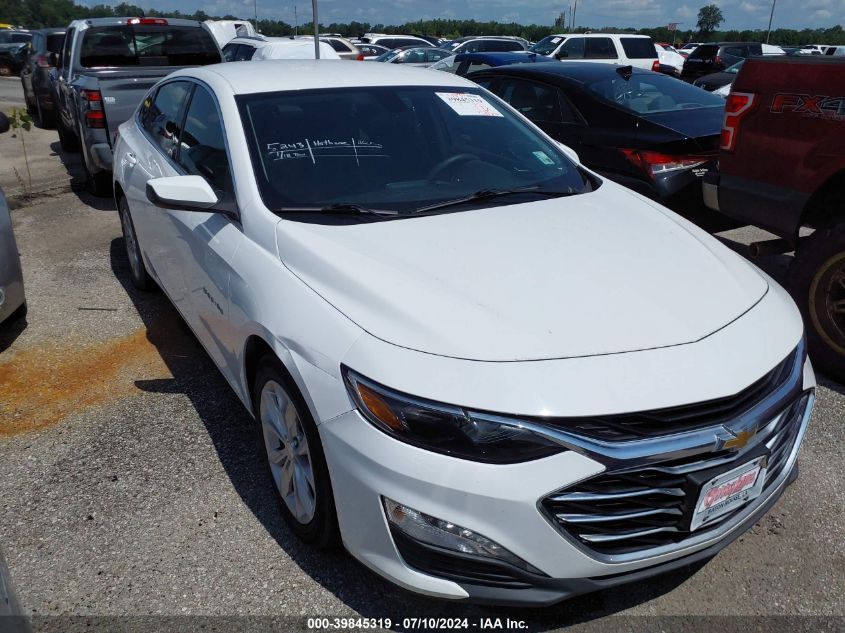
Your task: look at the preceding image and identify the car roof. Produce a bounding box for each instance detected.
[544,33,650,38]
[469,61,655,84]
[454,52,555,65]
[176,60,475,93]
[36,28,66,34]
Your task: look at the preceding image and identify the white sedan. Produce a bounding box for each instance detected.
[113,60,815,605]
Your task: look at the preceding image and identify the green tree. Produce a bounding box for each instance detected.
[696,4,724,38]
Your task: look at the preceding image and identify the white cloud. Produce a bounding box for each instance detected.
[740,1,764,12]
[814,8,833,17]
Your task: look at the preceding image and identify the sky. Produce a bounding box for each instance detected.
[84,0,844,30]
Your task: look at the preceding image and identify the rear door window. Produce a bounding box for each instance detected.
[690,44,718,59]
[46,32,65,54]
[143,80,192,158]
[483,40,523,52]
[619,37,657,59]
[234,44,255,61]
[497,78,562,124]
[222,42,238,61]
[426,48,450,62]
[585,38,617,59]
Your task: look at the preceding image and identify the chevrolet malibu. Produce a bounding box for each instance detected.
[113,60,815,605]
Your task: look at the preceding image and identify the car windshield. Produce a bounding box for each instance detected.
[238,86,591,216]
[726,60,744,74]
[529,35,563,55]
[79,25,220,68]
[587,72,725,114]
[374,49,400,62]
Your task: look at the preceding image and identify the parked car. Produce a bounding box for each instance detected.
[681,42,783,81]
[0,113,26,327]
[445,36,528,54]
[824,45,845,56]
[528,33,659,71]
[223,36,341,62]
[20,28,65,127]
[204,19,256,48]
[358,34,433,49]
[0,29,31,76]
[693,59,743,92]
[54,17,223,196]
[468,63,724,207]
[113,60,813,606]
[357,43,389,58]
[703,56,845,380]
[655,43,685,76]
[373,46,451,67]
[301,35,362,61]
[429,51,558,76]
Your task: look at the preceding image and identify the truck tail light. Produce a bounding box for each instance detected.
[81,89,105,128]
[651,59,660,72]
[720,92,756,152]
[128,18,168,25]
[620,149,707,179]
[85,110,105,128]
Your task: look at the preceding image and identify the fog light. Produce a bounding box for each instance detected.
[383,497,541,574]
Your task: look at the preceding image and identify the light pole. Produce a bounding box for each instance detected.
[766,0,777,44]
[312,0,320,58]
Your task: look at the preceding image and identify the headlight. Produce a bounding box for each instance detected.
[342,367,565,463]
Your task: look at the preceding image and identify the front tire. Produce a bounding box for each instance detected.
[791,219,845,382]
[57,117,79,152]
[253,355,339,548]
[35,97,56,128]
[119,197,153,291]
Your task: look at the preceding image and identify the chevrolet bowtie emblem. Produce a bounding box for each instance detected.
[723,429,755,450]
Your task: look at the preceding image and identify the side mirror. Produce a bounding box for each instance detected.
[555,50,568,59]
[146,176,218,211]
[557,142,580,164]
[0,112,8,135]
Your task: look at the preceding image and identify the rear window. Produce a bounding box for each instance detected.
[323,38,352,53]
[690,45,718,59]
[619,37,657,59]
[484,40,523,52]
[0,32,31,44]
[587,72,725,114]
[46,33,65,53]
[79,25,221,68]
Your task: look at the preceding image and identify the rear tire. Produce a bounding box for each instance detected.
[82,147,112,197]
[35,97,56,129]
[0,63,13,77]
[57,117,79,152]
[790,219,845,383]
[252,355,339,549]
[119,196,153,291]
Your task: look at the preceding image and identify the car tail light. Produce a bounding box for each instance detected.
[128,18,168,25]
[714,55,722,67]
[35,54,52,68]
[357,53,364,61]
[85,110,105,128]
[620,149,707,179]
[720,92,756,151]
[651,59,660,72]
[80,89,102,104]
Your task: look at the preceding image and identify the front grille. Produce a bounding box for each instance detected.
[542,394,810,556]
[541,348,797,442]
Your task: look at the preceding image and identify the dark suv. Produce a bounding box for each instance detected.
[682,42,763,80]
[20,28,66,127]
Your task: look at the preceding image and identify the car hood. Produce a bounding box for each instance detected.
[275,188,768,361]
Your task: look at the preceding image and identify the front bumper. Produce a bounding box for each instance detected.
[319,357,815,605]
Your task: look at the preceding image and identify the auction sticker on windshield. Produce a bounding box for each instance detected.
[436,92,503,117]
[690,456,767,531]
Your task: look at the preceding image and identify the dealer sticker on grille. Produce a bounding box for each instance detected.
[691,456,767,531]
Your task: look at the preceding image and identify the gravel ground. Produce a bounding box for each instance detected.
[0,82,842,633]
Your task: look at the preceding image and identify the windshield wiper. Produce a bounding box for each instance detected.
[412,186,577,214]
[275,203,400,217]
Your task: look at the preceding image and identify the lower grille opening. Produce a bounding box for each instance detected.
[542,393,810,556]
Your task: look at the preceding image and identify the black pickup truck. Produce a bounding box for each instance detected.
[53,17,221,195]
[703,56,845,381]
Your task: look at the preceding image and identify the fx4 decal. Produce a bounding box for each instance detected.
[770,93,845,120]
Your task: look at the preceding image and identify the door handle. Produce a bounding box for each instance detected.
[125,152,137,166]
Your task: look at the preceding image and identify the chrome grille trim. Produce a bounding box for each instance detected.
[537,340,812,564]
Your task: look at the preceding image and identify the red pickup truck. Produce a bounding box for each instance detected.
[703,56,845,381]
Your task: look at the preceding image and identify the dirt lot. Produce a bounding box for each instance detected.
[0,77,843,632]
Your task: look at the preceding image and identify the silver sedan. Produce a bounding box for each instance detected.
[0,113,26,326]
